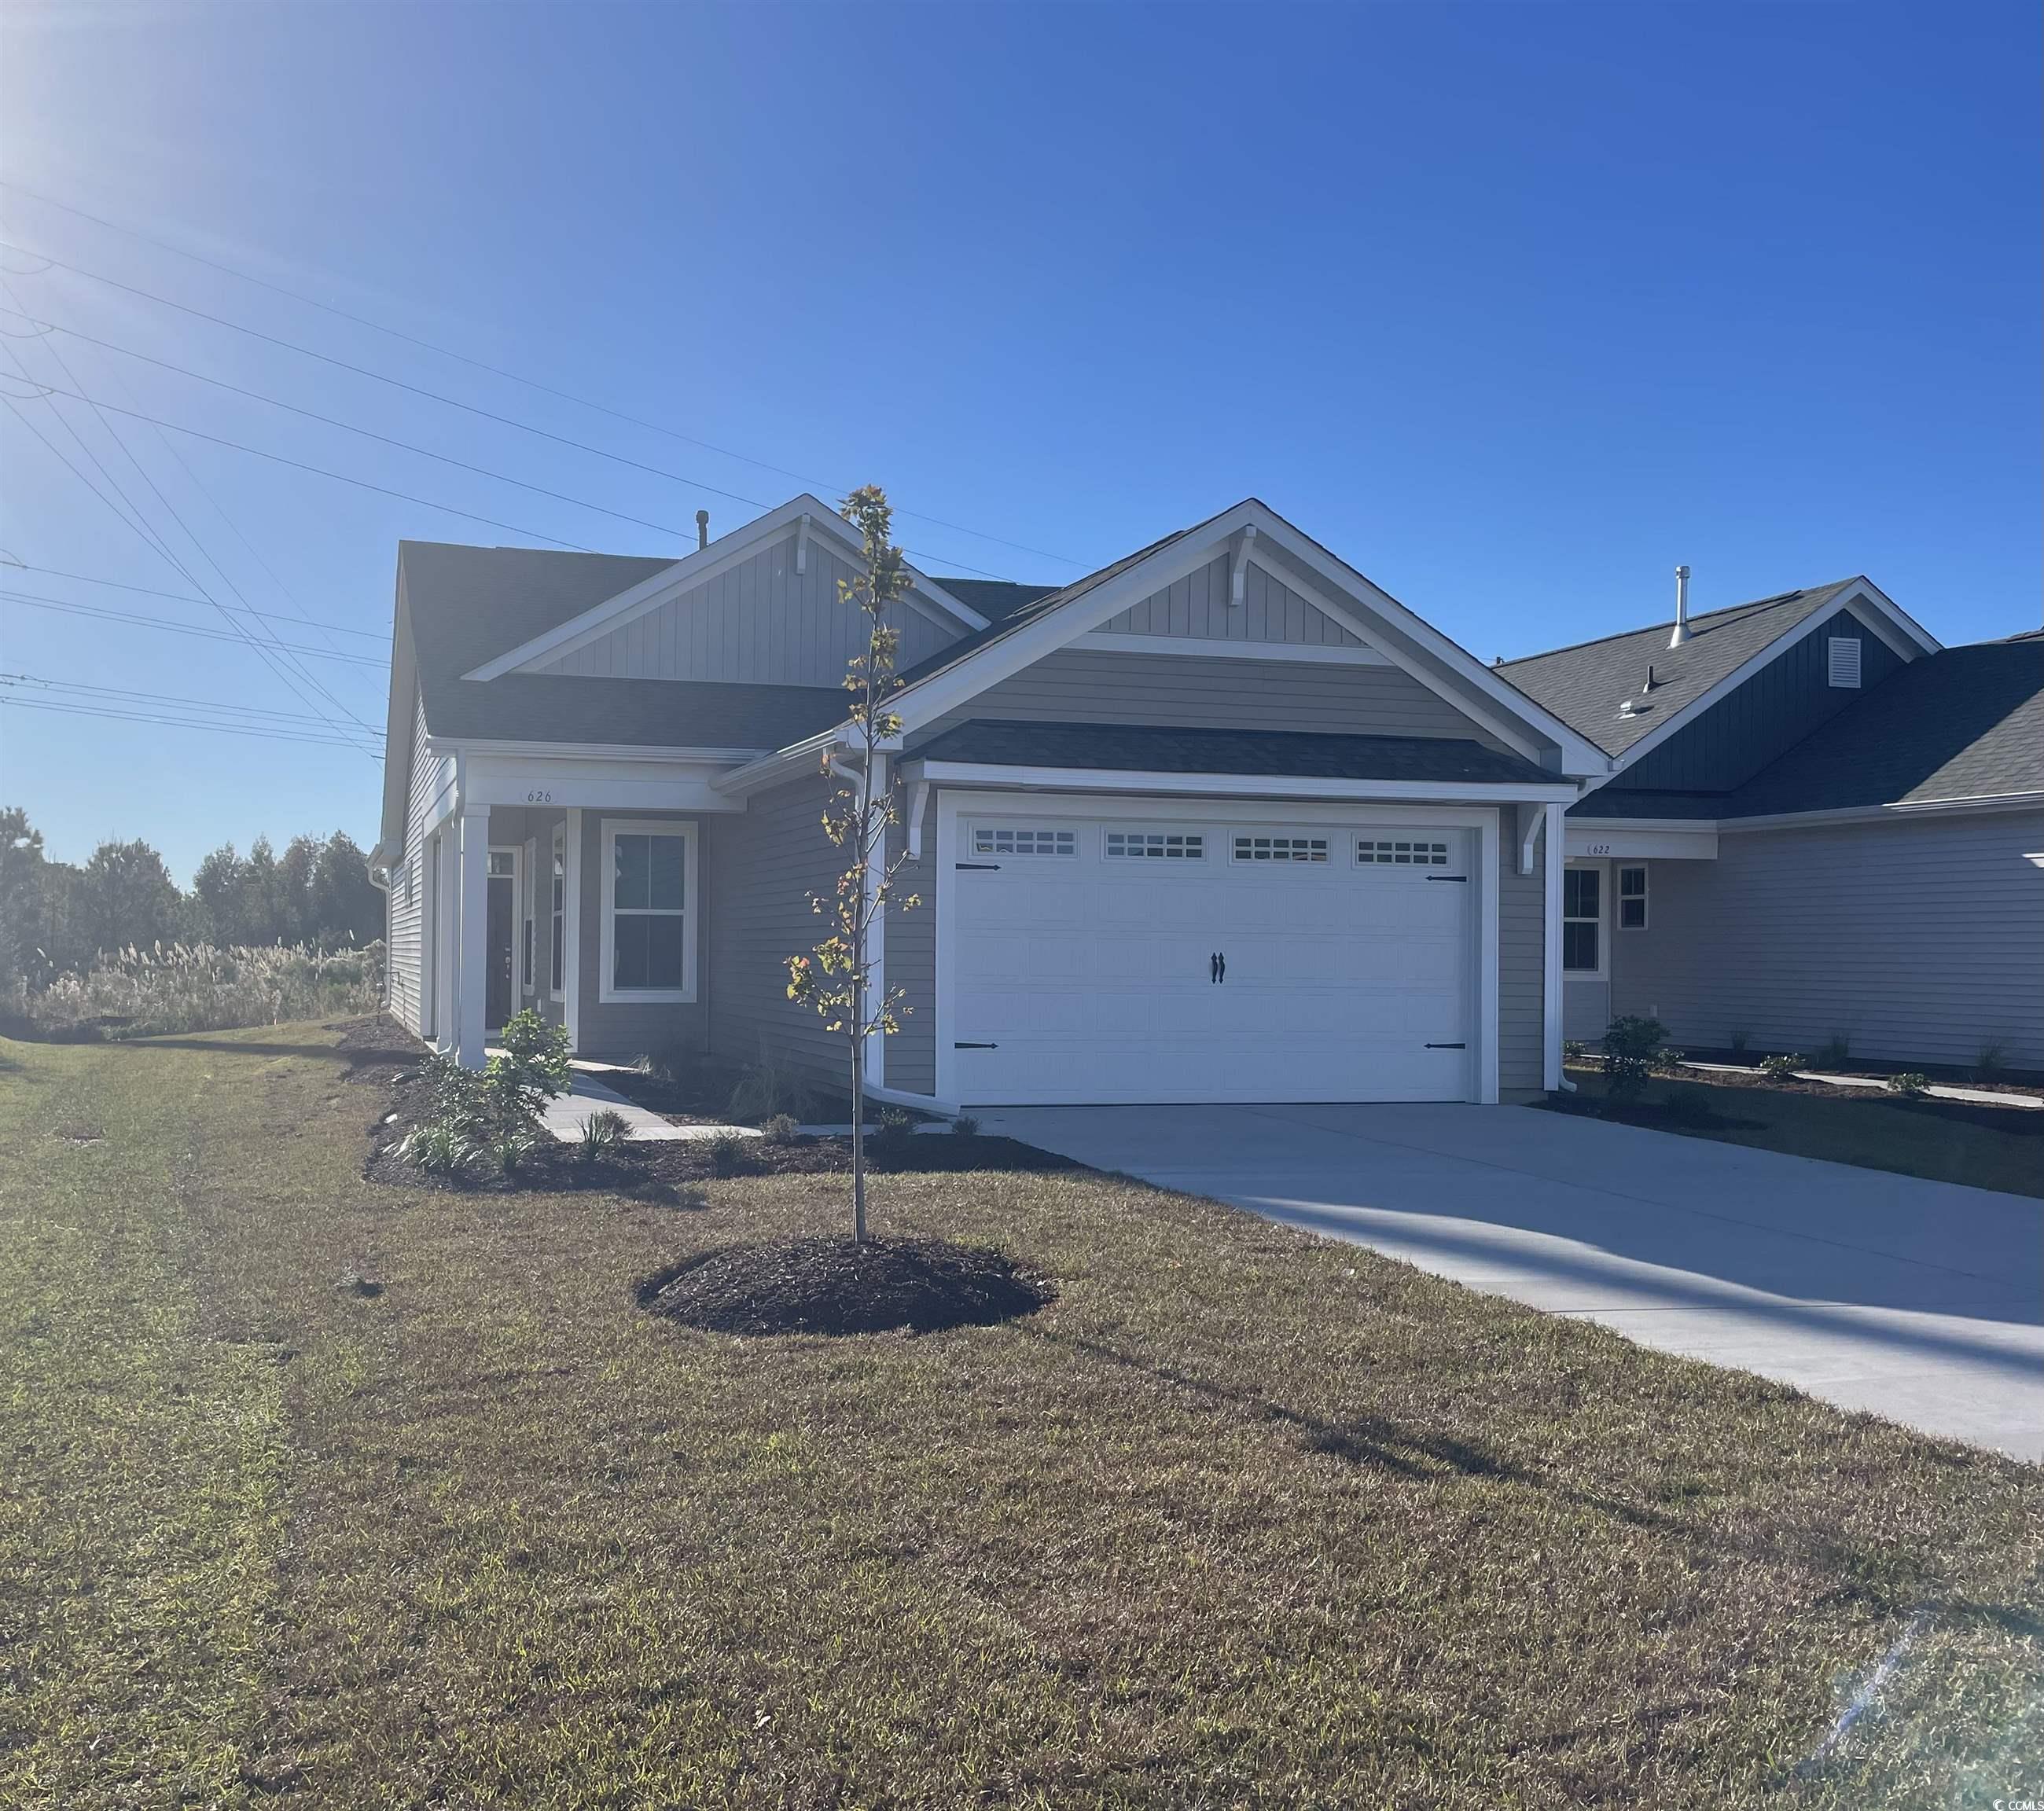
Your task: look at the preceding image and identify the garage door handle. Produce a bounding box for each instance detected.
[1210,951,1226,984]
[956,861,1001,871]
[1427,874,1469,883]
[1425,1041,1466,1049]
[954,1041,998,1049]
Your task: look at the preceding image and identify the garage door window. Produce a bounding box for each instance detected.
[972,826,1075,857]
[1233,836,1329,863]
[1563,868,1601,973]
[1105,830,1204,860]
[1358,839,1449,866]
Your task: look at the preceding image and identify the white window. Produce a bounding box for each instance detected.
[972,826,1075,857]
[1233,835,1328,863]
[1828,636,1862,689]
[1358,838,1449,866]
[1105,830,1204,860]
[549,826,565,999]
[1563,867,1601,974]
[487,850,516,880]
[600,820,697,1003]
[1618,864,1648,931]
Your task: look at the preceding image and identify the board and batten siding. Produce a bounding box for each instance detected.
[1607,608,1905,798]
[884,785,939,1095]
[1497,806,1547,1097]
[915,650,1515,751]
[388,690,452,1035]
[1610,810,2044,1067]
[1097,552,1366,648]
[535,538,961,686]
[704,770,849,1089]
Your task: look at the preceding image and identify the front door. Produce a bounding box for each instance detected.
[486,861,515,1030]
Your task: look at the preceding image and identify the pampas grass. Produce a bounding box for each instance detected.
[19,939,384,1038]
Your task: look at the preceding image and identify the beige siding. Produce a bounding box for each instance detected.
[1497,806,1546,1096]
[704,771,848,1089]
[1099,552,1366,647]
[884,785,939,1095]
[387,691,451,1035]
[1610,810,2044,1067]
[918,649,1513,751]
[537,539,960,685]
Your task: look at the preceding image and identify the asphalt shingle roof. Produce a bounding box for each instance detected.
[910,719,1557,785]
[1497,579,1866,758]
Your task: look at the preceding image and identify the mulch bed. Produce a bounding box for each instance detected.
[1538,1088,1764,1134]
[637,1236,1055,1335]
[1553,1063,2044,1137]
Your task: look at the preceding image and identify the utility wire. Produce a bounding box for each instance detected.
[0,182,1084,569]
[10,560,384,636]
[0,694,382,755]
[2,669,381,725]
[2,590,384,664]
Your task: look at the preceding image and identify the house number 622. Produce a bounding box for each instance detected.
[526,788,554,804]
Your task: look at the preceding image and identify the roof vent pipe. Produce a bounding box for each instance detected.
[1667,564,1691,649]
[696,509,710,551]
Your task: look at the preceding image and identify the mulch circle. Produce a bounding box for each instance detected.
[638,1236,1055,1336]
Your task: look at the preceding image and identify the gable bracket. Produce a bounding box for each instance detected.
[1229,525,1259,607]
[795,512,811,577]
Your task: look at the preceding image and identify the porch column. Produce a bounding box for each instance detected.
[562,806,583,1052]
[1542,801,1566,1091]
[456,803,490,1068]
[433,826,457,1051]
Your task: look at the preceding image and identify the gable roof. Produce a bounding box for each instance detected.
[1498,579,1872,759]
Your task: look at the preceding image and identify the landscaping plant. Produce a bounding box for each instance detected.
[760,1113,800,1148]
[1886,1071,1931,1098]
[1976,1038,2007,1082]
[785,485,920,1243]
[1599,1015,1668,1103]
[399,1008,571,1177]
[573,1108,633,1166]
[18,938,384,1038]
[1761,1052,1806,1082]
[1815,1034,1852,1069]
[1652,1046,1686,1074]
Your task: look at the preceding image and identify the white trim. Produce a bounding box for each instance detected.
[1561,858,1606,980]
[904,776,932,859]
[487,842,523,1030]
[425,736,764,764]
[460,494,987,681]
[1229,523,1257,604]
[522,836,538,998]
[597,817,700,1005]
[1568,824,1719,860]
[1616,861,1649,932]
[906,759,1579,805]
[1541,803,1564,1091]
[1074,630,1390,666]
[562,808,583,1049]
[1582,586,1937,783]
[1715,791,2044,832]
[932,789,1502,1108]
[455,806,490,1067]
[548,821,567,1004]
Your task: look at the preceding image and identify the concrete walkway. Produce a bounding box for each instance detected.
[978,1103,2044,1461]
[1682,1060,2042,1109]
[540,1070,757,1144]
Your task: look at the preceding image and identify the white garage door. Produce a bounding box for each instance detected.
[950,807,1476,1104]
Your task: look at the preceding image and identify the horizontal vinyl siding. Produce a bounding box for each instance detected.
[1610,810,2044,1067]
[1100,551,1365,648]
[1497,806,1546,1095]
[918,649,1513,751]
[538,539,959,685]
[573,810,711,1060]
[704,772,848,1089]
[884,785,938,1095]
[388,691,448,1035]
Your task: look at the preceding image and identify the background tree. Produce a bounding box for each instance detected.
[785,486,919,1243]
[309,832,384,948]
[75,839,182,957]
[0,807,49,999]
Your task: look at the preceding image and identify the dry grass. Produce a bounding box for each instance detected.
[2,1021,2039,1808]
[14,940,384,1039]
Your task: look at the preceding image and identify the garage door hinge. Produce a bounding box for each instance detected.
[954,1041,999,1049]
[955,861,1001,871]
[1427,874,1469,883]
[1425,1041,1467,1049]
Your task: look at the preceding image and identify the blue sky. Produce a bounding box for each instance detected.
[2,1,2037,880]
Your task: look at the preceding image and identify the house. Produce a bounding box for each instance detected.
[1501,588,2044,1068]
[371,497,1612,1109]
[372,498,2043,1107]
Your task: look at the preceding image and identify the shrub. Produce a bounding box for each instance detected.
[950,1115,981,1137]
[1760,1053,1805,1082]
[1976,1039,2007,1082]
[760,1113,801,1147]
[575,1108,633,1166]
[1814,1034,1851,1069]
[400,1010,570,1178]
[1599,1016,1667,1103]
[1728,1028,1750,1056]
[22,939,384,1038]
[1886,1072,1931,1099]
[708,1133,749,1178]
[395,1118,480,1175]
[1652,1047,1686,1075]
[728,1056,813,1125]
[1562,1041,1586,1063]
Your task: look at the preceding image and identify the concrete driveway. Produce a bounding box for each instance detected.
[976,1103,2044,1462]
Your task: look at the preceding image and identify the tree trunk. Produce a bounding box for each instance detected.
[851,975,866,1243]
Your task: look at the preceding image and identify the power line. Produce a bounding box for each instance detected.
[0,182,1084,570]
[2,590,385,664]
[2,670,384,727]
[6,561,384,637]
[0,694,383,755]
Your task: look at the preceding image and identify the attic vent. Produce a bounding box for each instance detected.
[1827,636,1862,689]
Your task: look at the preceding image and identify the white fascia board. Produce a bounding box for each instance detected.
[1580,586,1938,787]
[423,735,764,763]
[1234,505,1615,777]
[1715,790,2044,832]
[906,759,1579,804]
[1567,824,1720,860]
[461,494,988,681]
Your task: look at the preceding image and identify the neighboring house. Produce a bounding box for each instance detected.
[371,496,1612,1108]
[1501,593,2044,1068]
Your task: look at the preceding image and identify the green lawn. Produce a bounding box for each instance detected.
[2,1025,2040,1808]
[1553,1068,2044,1198]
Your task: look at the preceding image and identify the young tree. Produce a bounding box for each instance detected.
[785,486,920,1243]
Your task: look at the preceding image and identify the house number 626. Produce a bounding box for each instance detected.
[526,788,554,804]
